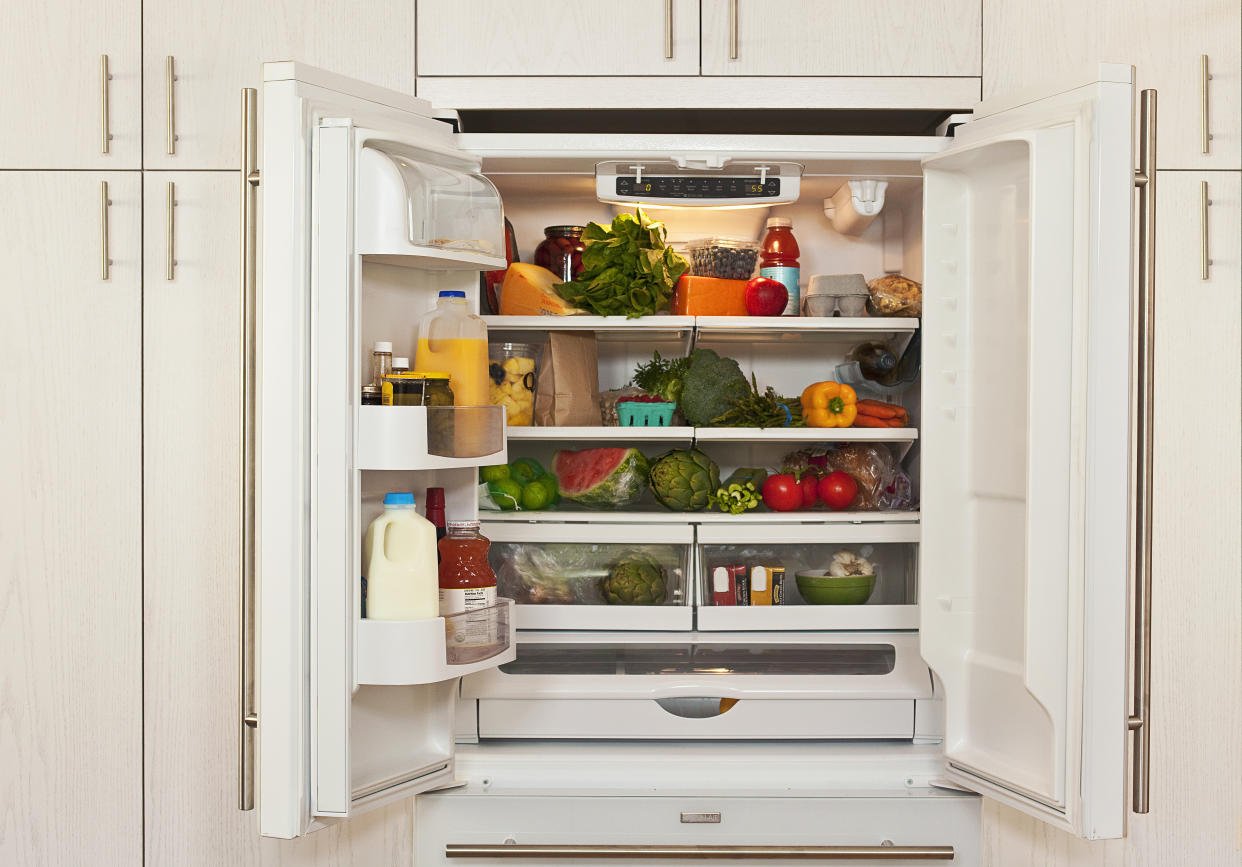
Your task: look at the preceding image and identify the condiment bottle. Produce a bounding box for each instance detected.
[361,385,382,406]
[362,492,438,620]
[425,487,447,558]
[414,290,489,406]
[392,356,410,374]
[438,521,498,648]
[371,341,393,387]
[759,218,801,316]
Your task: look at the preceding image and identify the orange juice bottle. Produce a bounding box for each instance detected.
[415,290,488,406]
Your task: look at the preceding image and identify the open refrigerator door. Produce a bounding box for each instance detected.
[919,64,1138,839]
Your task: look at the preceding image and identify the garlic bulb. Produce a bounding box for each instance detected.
[827,550,875,577]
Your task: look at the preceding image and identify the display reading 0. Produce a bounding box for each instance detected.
[615,176,780,199]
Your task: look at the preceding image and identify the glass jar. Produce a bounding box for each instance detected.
[533,225,586,282]
[382,373,425,406]
[420,372,455,407]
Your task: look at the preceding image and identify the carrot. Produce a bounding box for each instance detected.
[853,415,891,428]
[856,399,904,419]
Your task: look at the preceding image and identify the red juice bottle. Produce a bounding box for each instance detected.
[438,521,498,649]
[759,217,801,316]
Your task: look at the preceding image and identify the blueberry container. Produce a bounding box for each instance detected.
[686,237,760,280]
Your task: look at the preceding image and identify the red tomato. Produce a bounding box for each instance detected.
[761,474,802,512]
[817,471,858,510]
[800,475,819,508]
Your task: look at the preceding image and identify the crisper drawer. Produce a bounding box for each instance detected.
[417,792,980,865]
[696,523,919,631]
[482,522,693,630]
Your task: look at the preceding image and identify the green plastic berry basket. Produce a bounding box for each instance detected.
[617,401,676,427]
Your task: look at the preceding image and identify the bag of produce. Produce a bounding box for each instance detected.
[822,443,913,511]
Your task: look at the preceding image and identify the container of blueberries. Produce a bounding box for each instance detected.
[686,237,760,280]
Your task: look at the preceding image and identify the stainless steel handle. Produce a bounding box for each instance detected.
[446,844,955,860]
[664,0,673,59]
[165,181,176,280]
[166,56,177,155]
[238,87,260,812]
[1200,55,1211,154]
[729,0,739,60]
[1200,180,1211,280]
[1129,87,1157,815]
[100,180,111,280]
[100,55,112,154]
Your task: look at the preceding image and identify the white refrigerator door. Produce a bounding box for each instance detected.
[258,62,509,839]
[920,64,1135,839]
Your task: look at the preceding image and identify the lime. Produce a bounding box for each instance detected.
[487,478,523,511]
[480,464,510,484]
[520,478,552,511]
[539,473,561,506]
[509,457,545,486]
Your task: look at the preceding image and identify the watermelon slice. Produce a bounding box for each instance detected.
[552,447,649,508]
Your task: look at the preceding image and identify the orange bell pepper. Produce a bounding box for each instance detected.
[801,381,858,428]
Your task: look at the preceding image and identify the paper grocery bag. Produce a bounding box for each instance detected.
[534,331,602,426]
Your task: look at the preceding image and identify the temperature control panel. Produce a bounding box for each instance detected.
[596,160,802,207]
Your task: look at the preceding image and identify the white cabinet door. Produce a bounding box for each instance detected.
[920,65,1136,839]
[701,0,980,76]
[143,0,416,170]
[984,0,1240,170]
[0,171,141,864]
[419,0,700,75]
[417,0,700,76]
[0,2,140,168]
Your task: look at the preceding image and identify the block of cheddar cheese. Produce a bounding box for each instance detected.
[670,275,748,316]
[498,263,588,316]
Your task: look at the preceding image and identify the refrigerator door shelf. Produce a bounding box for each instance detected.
[356,405,506,471]
[357,600,517,686]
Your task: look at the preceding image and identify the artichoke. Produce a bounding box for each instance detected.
[600,555,668,605]
[649,448,721,512]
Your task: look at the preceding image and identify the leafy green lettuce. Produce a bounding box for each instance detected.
[555,210,689,318]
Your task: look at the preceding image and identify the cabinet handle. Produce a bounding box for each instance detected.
[100,180,111,280]
[165,181,176,280]
[238,87,260,813]
[100,55,112,154]
[729,0,739,60]
[166,56,177,155]
[1200,180,1211,280]
[1129,88,1157,815]
[446,844,955,860]
[664,0,673,59]
[1200,55,1211,154]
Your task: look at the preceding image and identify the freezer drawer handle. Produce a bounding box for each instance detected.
[664,1,674,58]
[446,843,954,860]
[1128,87,1157,815]
[99,180,111,280]
[1200,180,1211,280]
[238,86,260,813]
[728,0,739,60]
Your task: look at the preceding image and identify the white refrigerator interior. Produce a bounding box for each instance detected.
[255,61,1138,857]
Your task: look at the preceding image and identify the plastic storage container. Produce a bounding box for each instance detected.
[686,237,760,280]
[415,290,489,407]
[488,342,541,426]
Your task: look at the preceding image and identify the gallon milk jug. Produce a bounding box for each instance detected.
[414,289,489,406]
[363,492,439,620]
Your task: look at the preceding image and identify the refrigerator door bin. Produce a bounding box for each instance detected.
[357,599,517,685]
[482,522,694,631]
[356,404,506,470]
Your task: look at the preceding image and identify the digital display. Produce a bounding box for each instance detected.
[615,176,780,199]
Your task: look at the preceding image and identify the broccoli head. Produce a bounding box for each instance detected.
[679,349,750,426]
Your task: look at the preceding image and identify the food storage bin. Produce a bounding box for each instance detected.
[687,237,760,280]
[488,342,541,426]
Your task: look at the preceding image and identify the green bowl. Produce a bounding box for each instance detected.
[795,571,876,605]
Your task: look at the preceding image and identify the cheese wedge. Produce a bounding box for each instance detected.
[498,263,587,316]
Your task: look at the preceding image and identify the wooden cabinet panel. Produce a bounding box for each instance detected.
[0,171,142,865]
[142,170,416,866]
[982,173,1242,863]
[0,2,141,168]
[984,0,1240,169]
[701,0,980,77]
[143,0,416,170]
[417,0,701,76]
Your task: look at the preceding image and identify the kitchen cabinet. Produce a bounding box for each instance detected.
[0,1,141,168]
[416,0,701,76]
[141,170,418,866]
[700,0,981,77]
[0,171,142,865]
[982,171,1242,863]
[142,0,416,169]
[984,0,1240,169]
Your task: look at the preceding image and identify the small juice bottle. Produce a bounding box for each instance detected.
[415,290,489,406]
[438,521,498,649]
[759,217,801,316]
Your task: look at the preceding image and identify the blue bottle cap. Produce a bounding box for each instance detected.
[383,492,416,506]
[438,290,467,299]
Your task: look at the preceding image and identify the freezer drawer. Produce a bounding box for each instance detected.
[417,792,980,865]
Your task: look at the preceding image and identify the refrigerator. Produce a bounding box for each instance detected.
[251,61,1145,862]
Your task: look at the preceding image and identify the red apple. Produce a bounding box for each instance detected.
[744,277,789,316]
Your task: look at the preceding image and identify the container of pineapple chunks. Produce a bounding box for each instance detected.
[487,342,541,426]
